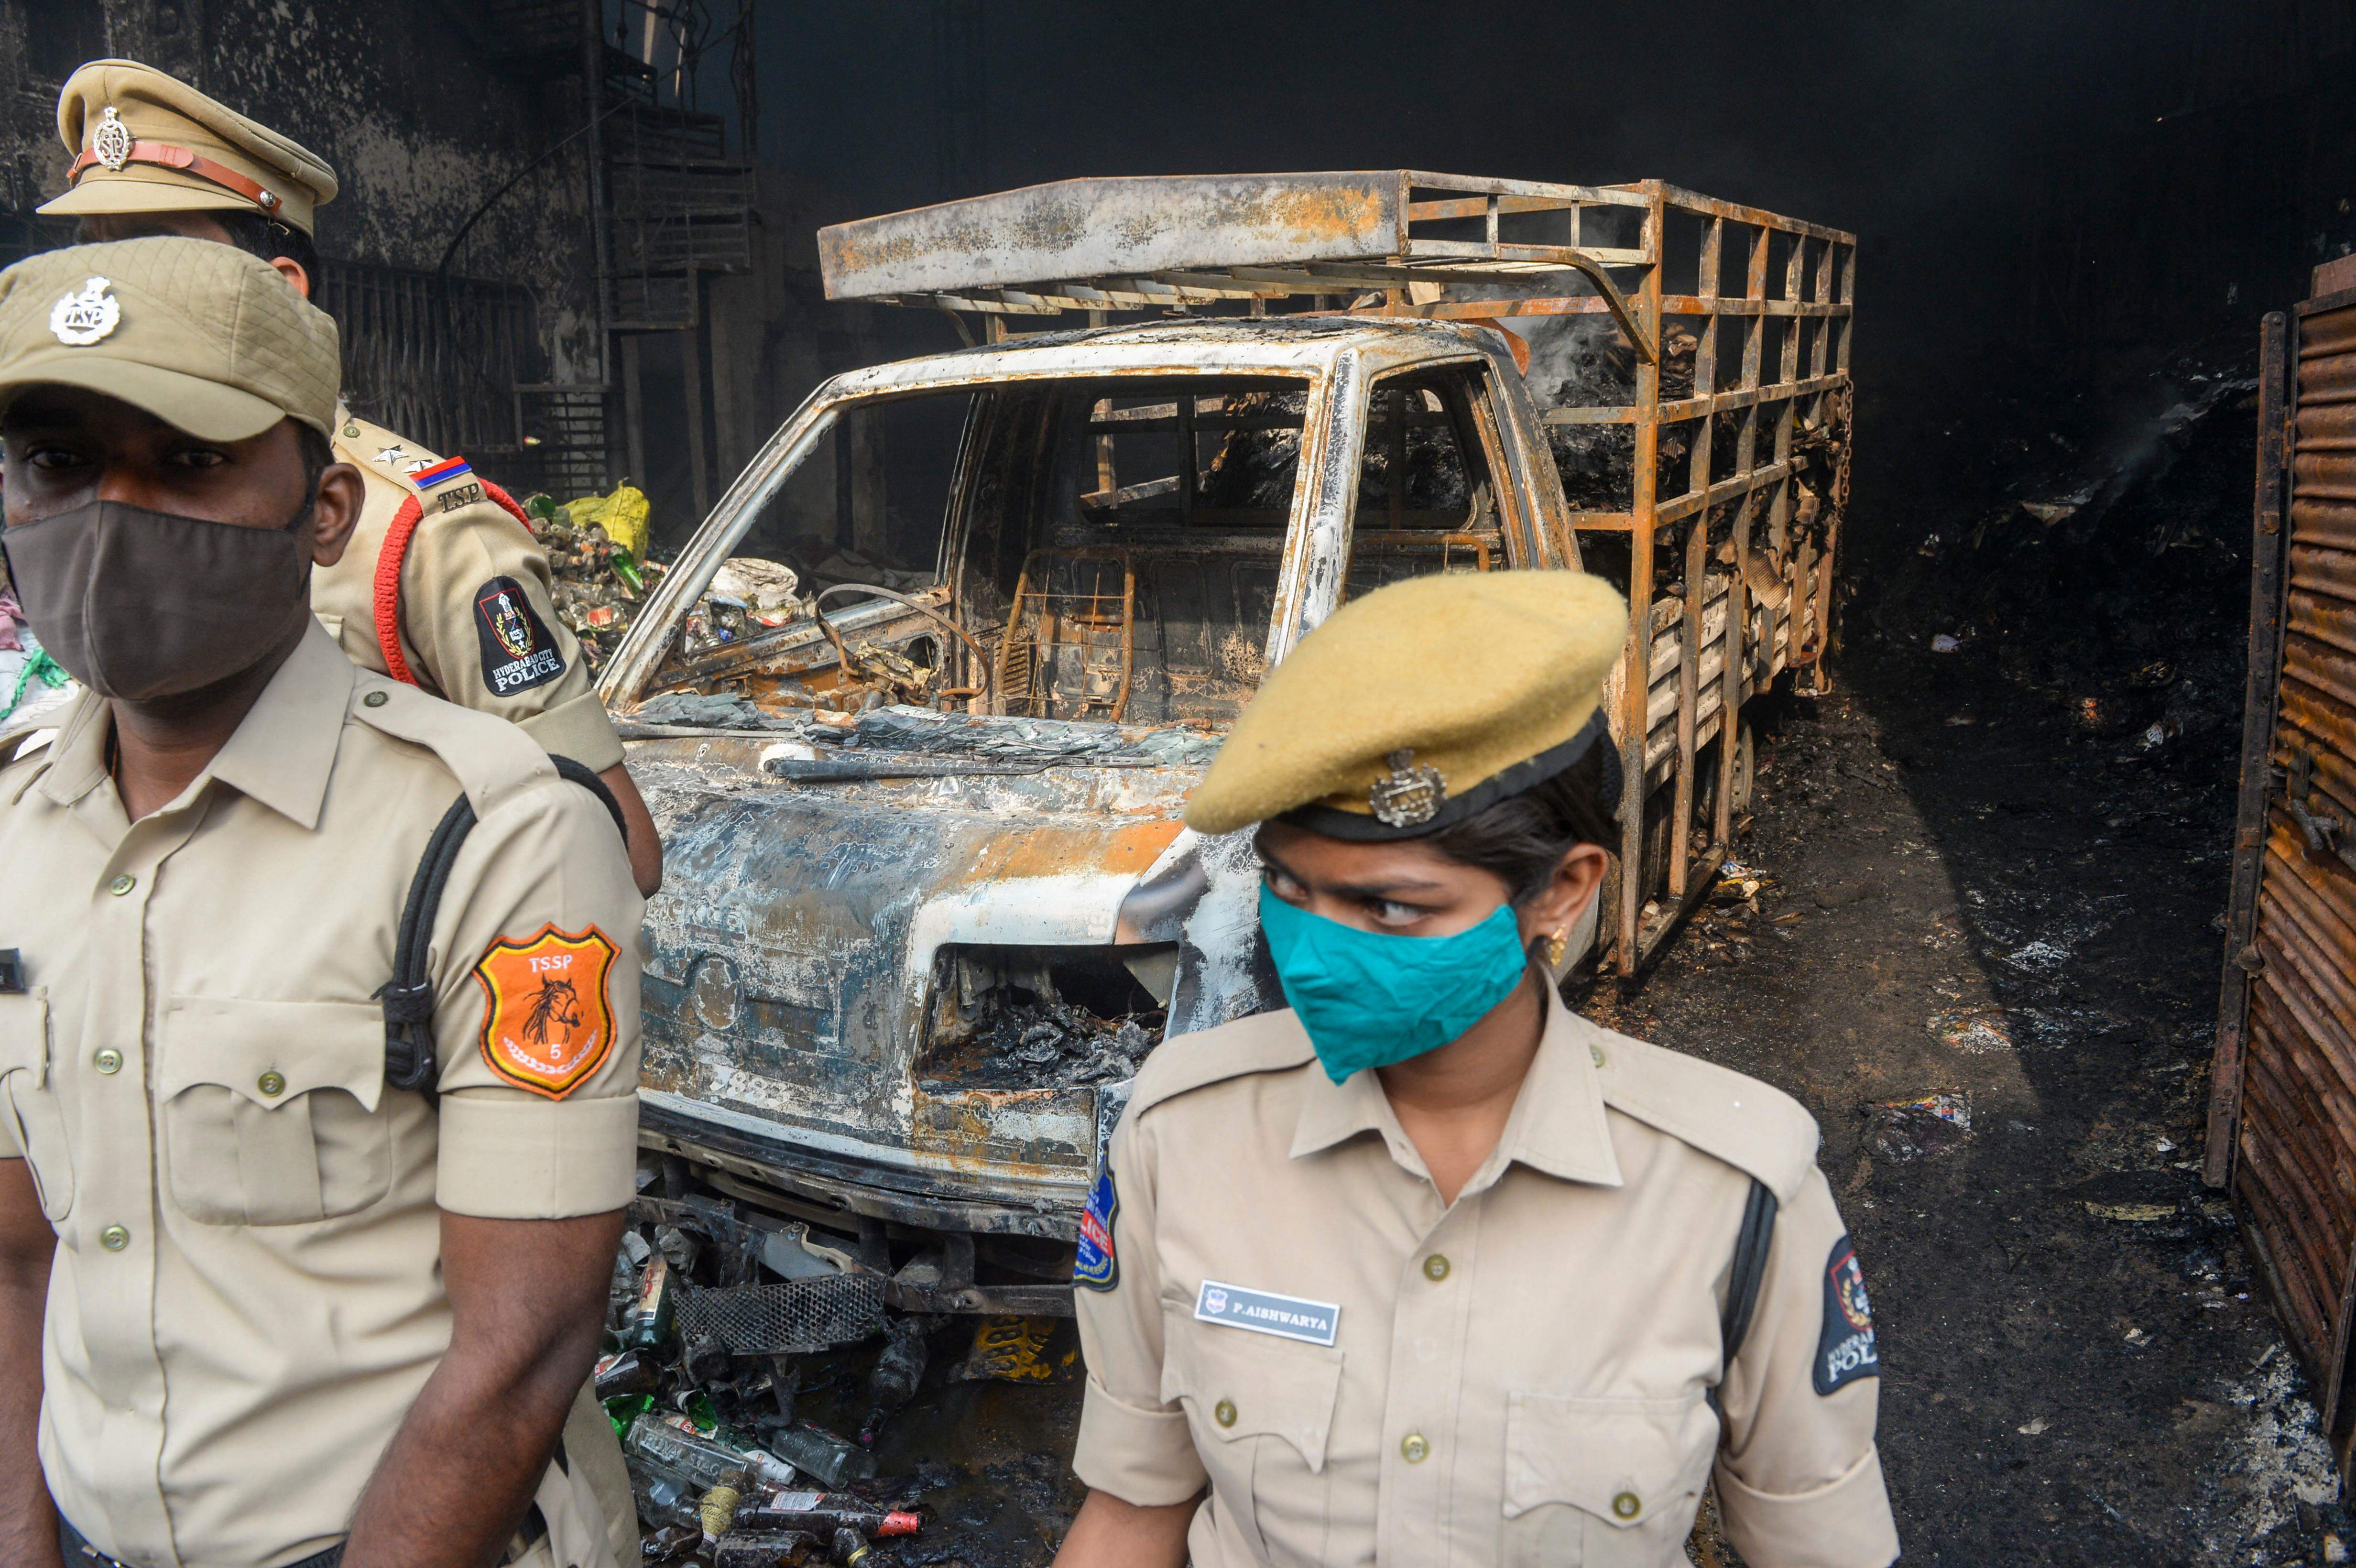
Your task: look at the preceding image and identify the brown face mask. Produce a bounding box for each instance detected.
[1,496,313,700]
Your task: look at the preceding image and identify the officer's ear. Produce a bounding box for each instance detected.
[269,256,311,299]
[1516,841,1611,947]
[309,462,362,567]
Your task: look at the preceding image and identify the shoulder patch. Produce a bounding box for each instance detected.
[1127,1009,1316,1122]
[473,924,620,1099]
[472,577,567,697]
[1813,1235,1879,1395]
[1590,1024,1821,1203]
[1074,1168,1119,1292]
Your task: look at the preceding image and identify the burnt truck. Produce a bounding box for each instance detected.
[597,172,1854,1322]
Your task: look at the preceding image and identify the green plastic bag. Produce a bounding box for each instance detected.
[1,649,66,722]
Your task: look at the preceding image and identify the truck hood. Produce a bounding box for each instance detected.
[625,727,1270,1230]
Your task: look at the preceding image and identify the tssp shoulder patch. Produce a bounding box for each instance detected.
[1814,1235,1879,1395]
[472,577,566,697]
[1074,1168,1119,1291]
[473,924,619,1098]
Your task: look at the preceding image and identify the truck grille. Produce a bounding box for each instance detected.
[676,1274,887,1354]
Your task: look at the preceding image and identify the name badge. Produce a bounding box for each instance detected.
[1193,1278,1341,1347]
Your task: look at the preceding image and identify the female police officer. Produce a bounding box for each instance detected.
[1055,571,1898,1568]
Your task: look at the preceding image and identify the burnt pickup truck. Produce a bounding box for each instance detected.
[598,172,1854,1318]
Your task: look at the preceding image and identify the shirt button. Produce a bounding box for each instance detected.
[98,1226,130,1252]
[108,874,135,897]
[1613,1491,1642,1520]
[92,1048,121,1076]
[1423,1254,1451,1283]
[1213,1399,1237,1428]
[1401,1433,1429,1463]
[363,691,389,708]
[1591,1041,1607,1067]
[257,1070,286,1097]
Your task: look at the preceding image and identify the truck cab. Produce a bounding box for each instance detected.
[601,314,1578,1304]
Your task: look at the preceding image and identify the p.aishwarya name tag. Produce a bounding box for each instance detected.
[1193,1278,1341,1347]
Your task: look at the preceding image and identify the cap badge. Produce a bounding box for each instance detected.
[49,276,120,347]
[1369,748,1446,828]
[91,106,133,172]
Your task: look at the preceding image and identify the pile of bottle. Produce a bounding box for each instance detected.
[603,1250,932,1565]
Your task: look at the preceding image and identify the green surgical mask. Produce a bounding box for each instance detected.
[1258,885,1531,1084]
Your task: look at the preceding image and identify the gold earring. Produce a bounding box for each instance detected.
[1546,928,1569,966]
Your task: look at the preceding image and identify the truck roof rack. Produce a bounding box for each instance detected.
[819,170,1679,359]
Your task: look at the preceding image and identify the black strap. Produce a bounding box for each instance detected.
[1720,1177,1779,1365]
[1707,1177,1779,1422]
[381,755,626,1101]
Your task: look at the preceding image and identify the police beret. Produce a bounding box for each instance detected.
[1185,570,1627,839]
[42,60,339,237]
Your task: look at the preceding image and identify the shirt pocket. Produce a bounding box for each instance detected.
[1502,1392,1718,1568]
[0,990,73,1221]
[1162,1314,1344,1565]
[158,998,393,1226]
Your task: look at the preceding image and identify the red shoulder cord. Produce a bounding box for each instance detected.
[371,476,534,686]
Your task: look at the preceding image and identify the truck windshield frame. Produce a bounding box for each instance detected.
[599,358,1361,723]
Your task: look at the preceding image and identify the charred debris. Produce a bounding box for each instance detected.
[1855,342,2263,777]
[602,1159,1082,1566]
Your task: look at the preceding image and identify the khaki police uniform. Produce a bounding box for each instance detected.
[1072,570,1900,1566]
[0,241,644,1568]
[1075,994,1898,1568]
[41,59,624,775]
[309,407,624,772]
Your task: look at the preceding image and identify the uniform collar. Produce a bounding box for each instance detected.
[35,620,354,830]
[1288,981,1625,1191]
[202,621,354,828]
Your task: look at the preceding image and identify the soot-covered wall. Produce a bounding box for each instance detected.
[0,0,602,382]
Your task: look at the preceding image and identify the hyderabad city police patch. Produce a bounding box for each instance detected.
[1074,1168,1118,1292]
[471,576,566,696]
[472,924,619,1099]
[1814,1235,1879,1395]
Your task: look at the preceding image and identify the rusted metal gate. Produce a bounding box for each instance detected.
[317,260,542,459]
[2209,259,2356,1435]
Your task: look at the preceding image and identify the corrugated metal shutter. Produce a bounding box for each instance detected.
[2213,282,2356,1430]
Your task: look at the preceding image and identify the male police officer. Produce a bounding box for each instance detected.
[0,240,642,1567]
[38,57,662,896]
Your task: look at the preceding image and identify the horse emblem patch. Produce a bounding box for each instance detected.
[472,924,619,1099]
[49,276,120,347]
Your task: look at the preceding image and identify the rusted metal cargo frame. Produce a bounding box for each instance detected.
[1409,182,1855,971]
[822,172,1855,972]
[2209,279,2356,1450]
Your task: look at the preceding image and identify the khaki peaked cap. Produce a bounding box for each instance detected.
[0,239,339,442]
[42,59,338,235]
[1186,570,1628,838]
